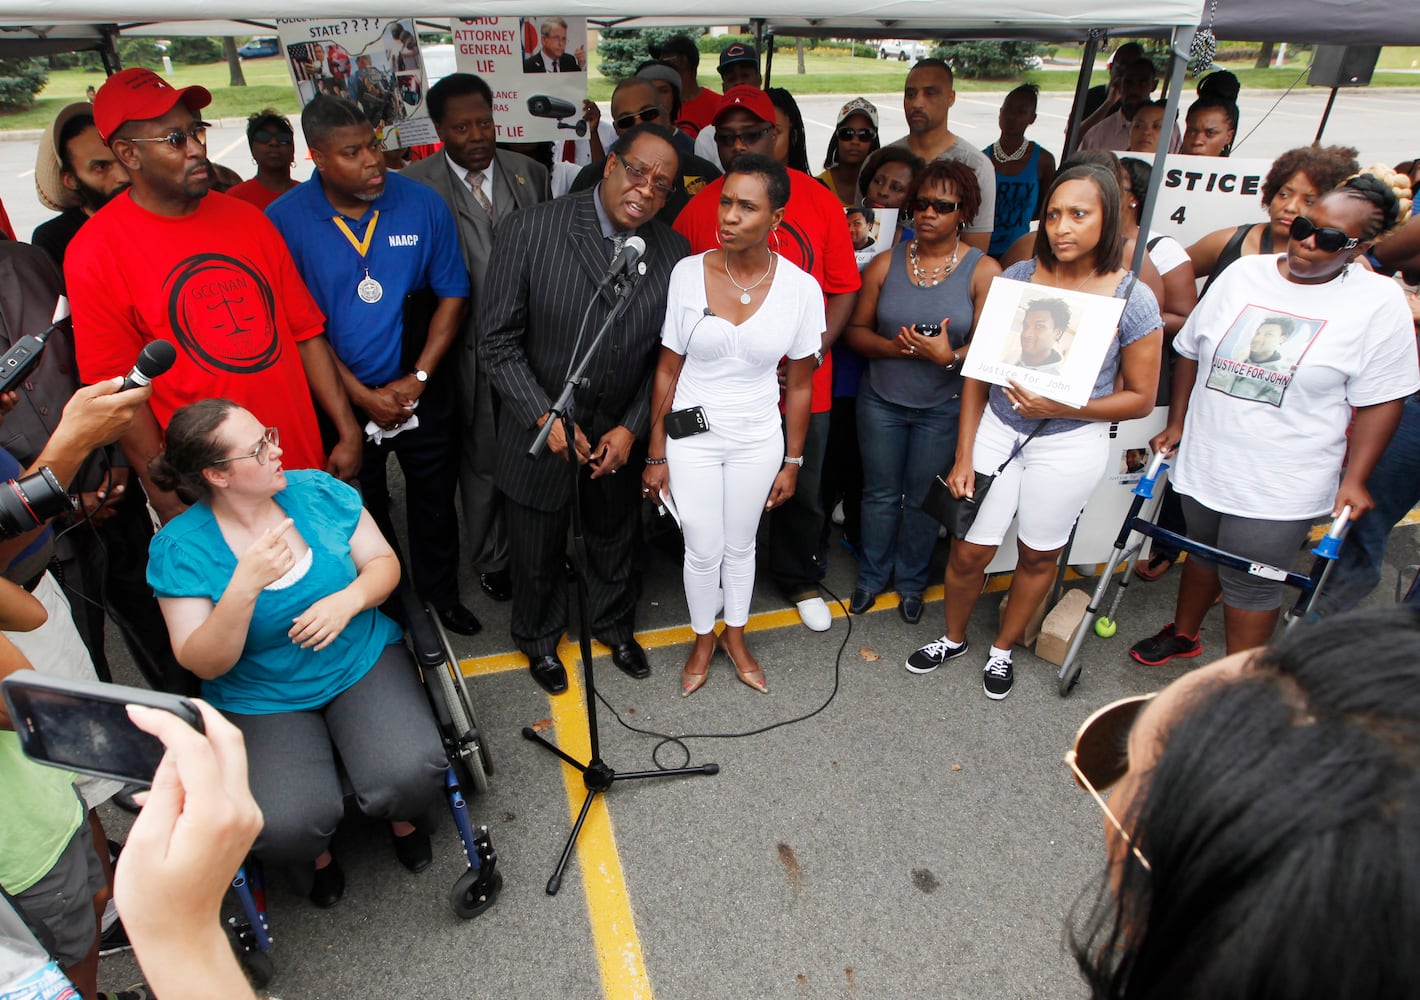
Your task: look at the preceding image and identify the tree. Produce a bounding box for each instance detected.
[223,37,247,86]
[0,57,48,109]
[167,37,222,65]
[1255,42,1275,69]
[929,40,1046,80]
[596,27,705,82]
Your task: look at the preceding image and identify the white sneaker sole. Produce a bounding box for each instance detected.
[796,597,832,632]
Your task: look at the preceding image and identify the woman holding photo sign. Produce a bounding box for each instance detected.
[907,164,1162,700]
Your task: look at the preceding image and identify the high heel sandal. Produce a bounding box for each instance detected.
[681,638,715,698]
[718,636,768,695]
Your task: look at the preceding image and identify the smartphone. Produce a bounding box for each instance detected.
[2,670,204,787]
[916,322,942,337]
[664,405,710,440]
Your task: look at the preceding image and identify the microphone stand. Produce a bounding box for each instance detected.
[523,261,718,896]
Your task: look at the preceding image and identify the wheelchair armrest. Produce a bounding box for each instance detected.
[399,590,448,671]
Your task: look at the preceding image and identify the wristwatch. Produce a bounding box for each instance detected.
[413,369,429,383]
[783,455,804,466]
[812,350,824,368]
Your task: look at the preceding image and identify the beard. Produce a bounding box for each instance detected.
[74,177,128,214]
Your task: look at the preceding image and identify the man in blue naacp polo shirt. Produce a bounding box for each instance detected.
[267,94,481,636]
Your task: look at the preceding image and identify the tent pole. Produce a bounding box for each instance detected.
[1314,87,1339,143]
[1134,25,1195,278]
[1064,30,1103,158]
[763,30,775,88]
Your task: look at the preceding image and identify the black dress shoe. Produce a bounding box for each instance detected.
[437,604,483,636]
[310,858,345,908]
[479,569,512,602]
[609,640,651,679]
[529,654,568,694]
[393,829,433,873]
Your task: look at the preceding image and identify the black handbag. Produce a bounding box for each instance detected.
[924,422,1046,540]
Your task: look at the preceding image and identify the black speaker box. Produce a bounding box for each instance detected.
[1308,45,1381,88]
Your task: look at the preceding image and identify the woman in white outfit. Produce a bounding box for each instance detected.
[642,153,822,697]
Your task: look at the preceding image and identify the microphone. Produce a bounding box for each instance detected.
[601,235,647,286]
[0,296,71,395]
[120,340,178,391]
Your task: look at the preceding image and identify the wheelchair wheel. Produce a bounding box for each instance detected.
[451,866,503,919]
[428,611,495,789]
[240,949,274,988]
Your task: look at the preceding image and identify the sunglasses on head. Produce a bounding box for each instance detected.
[713,125,773,147]
[613,107,661,132]
[909,197,962,216]
[836,126,877,142]
[1064,693,1156,872]
[252,129,294,145]
[1290,216,1359,253]
[126,122,211,151]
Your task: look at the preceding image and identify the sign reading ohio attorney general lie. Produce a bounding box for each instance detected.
[453,17,590,143]
[1123,154,1275,249]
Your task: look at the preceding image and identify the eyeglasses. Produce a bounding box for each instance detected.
[1063,693,1156,873]
[612,107,662,131]
[615,157,674,198]
[713,126,773,148]
[210,427,280,467]
[126,122,212,151]
[836,126,877,142]
[252,130,294,146]
[909,197,962,216]
[1290,216,1360,253]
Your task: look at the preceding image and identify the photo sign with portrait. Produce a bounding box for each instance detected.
[849,207,899,270]
[961,277,1126,408]
[452,17,590,143]
[276,18,435,149]
[1120,154,1275,250]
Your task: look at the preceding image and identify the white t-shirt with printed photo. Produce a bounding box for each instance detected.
[1172,253,1420,519]
[661,252,826,444]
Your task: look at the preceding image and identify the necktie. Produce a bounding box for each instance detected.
[551,60,559,73]
[609,233,626,264]
[467,170,494,221]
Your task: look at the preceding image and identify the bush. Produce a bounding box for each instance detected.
[167,37,222,64]
[930,40,1047,79]
[118,38,164,69]
[697,33,757,55]
[805,39,877,59]
[0,58,48,108]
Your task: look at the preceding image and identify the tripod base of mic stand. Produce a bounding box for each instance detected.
[521,726,718,895]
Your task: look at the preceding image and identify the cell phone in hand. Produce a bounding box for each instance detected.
[2,670,204,787]
[916,322,942,337]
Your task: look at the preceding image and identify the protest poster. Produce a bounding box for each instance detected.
[850,207,898,270]
[452,17,590,143]
[276,18,436,149]
[1120,153,1274,250]
[961,277,1126,408]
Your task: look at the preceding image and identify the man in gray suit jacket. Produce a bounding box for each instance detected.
[481,124,688,695]
[405,73,551,607]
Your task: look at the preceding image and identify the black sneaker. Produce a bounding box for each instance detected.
[98,919,132,956]
[982,652,1014,700]
[1129,623,1202,666]
[906,635,969,674]
[97,987,153,1000]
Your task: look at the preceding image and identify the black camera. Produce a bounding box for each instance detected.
[0,468,75,540]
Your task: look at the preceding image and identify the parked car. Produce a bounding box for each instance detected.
[237,36,280,60]
[878,39,929,62]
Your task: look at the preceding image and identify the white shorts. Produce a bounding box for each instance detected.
[963,410,1110,552]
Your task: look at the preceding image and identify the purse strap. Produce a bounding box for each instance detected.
[991,420,1048,476]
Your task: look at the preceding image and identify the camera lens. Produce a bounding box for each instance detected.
[0,468,75,539]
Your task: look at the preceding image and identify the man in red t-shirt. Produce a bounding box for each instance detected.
[675,86,861,632]
[652,35,719,136]
[66,68,361,523]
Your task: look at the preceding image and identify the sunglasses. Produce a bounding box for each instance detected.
[836,126,877,142]
[713,126,774,147]
[252,129,294,146]
[616,157,674,198]
[909,197,962,216]
[1290,216,1359,253]
[1064,693,1156,873]
[126,122,212,151]
[211,427,280,467]
[613,107,661,131]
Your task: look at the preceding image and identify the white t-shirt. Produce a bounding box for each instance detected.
[661,252,825,444]
[1172,253,1420,519]
[693,125,723,173]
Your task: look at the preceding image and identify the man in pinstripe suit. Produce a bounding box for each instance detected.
[482,124,689,694]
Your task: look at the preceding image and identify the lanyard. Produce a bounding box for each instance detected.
[332,209,380,263]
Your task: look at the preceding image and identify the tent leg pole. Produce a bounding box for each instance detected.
[1134,25,1195,275]
[1315,87,1338,143]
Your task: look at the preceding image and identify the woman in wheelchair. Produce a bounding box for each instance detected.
[146,399,447,908]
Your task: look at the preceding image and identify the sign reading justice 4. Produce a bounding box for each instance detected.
[1124,154,1274,250]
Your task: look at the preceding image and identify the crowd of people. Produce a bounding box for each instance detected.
[3,36,1420,998]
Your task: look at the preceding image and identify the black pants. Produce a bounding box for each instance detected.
[357,376,462,611]
[767,410,830,601]
[504,472,639,659]
[819,395,863,547]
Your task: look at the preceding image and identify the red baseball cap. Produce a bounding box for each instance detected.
[93,68,212,144]
[712,85,774,127]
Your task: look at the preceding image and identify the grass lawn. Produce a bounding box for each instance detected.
[5,47,1416,130]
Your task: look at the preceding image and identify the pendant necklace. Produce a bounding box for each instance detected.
[724,250,776,305]
[908,239,958,287]
[332,210,383,304]
[992,138,1030,163]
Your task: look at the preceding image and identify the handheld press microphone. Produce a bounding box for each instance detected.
[600,235,647,287]
[120,340,178,391]
[0,295,70,395]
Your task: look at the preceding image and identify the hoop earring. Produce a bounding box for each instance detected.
[715,227,723,248]
[770,226,782,254]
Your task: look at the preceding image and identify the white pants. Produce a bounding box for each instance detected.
[964,410,1110,552]
[667,429,782,634]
